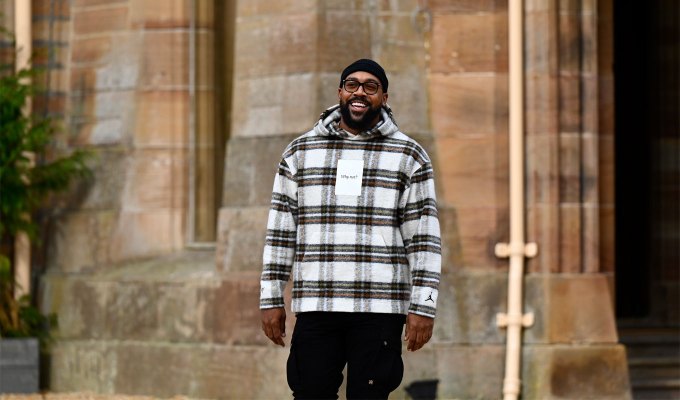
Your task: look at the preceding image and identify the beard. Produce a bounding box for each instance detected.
[339,97,382,132]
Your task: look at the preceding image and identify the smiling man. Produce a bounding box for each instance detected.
[260,59,442,400]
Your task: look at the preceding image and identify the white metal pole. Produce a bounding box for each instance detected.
[495,0,536,399]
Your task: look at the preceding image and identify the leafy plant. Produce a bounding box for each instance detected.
[0,67,91,242]
[0,254,56,343]
[0,64,91,340]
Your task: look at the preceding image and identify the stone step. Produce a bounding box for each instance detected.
[628,356,680,380]
[631,379,680,400]
[39,250,294,346]
[620,327,680,400]
[619,327,680,359]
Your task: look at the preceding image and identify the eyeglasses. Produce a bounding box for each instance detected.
[342,79,381,95]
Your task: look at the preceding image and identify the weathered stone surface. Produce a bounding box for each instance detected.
[109,209,184,261]
[133,91,189,147]
[124,149,188,210]
[76,149,128,211]
[221,135,296,207]
[430,74,506,137]
[41,253,273,346]
[318,11,372,72]
[525,74,559,135]
[49,340,291,399]
[235,13,318,78]
[47,210,119,273]
[437,206,464,270]
[434,271,507,344]
[230,74,319,138]
[140,31,188,88]
[526,204,560,273]
[71,37,113,64]
[429,0,502,13]
[436,135,502,209]
[431,12,507,74]
[559,75,582,133]
[129,0,190,29]
[547,274,617,343]
[74,0,126,6]
[558,133,581,203]
[559,204,582,273]
[523,344,631,400]
[436,345,505,400]
[73,6,128,35]
[215,207,269,273]
[380,72,431,135]
[237,0,317,18]
[42,267,629,399]
[523,274,618,344]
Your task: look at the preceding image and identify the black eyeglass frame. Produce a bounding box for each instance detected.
[341,79,381,95]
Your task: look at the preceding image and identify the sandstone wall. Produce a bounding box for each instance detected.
[19,0,632,398]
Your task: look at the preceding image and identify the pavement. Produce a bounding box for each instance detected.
[0,395,201,400]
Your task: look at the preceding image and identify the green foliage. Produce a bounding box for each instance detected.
[0,67,91,242]
[0,254,57,343]
[0,64,90,342]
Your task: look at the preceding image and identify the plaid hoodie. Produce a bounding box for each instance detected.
[260,105,441,318]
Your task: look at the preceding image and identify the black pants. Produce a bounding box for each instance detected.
[287,312,406,400]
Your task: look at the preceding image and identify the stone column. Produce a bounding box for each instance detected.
[425,0,629,398]
[521,0,629,398]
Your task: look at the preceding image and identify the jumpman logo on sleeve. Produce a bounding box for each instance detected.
[425,292,434,303]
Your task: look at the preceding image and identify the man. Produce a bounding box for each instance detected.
[260,59,441,400]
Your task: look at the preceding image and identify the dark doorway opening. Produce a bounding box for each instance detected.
[614,1,679,324]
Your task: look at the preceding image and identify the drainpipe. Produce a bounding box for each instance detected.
[13,0,32,299]
[494,0,537,399]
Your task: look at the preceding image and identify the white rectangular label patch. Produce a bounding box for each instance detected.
[335,159,364,196]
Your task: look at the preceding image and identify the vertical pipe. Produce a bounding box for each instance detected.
[14,0,32,299]
[499,0,532,399]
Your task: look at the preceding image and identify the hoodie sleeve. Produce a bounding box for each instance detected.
[260,156,298,309]
[400,161,442,318]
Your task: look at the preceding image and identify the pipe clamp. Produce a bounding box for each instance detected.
[496,312,535,328]
[494,242,538,258]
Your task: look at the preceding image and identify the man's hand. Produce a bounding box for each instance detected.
[404,313,434,352]
[261,307,286,346]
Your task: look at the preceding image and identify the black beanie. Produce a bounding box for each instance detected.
[340,59,389,93]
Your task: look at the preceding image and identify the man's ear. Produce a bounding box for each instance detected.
[382,92,389,105]
[338,87,342,99]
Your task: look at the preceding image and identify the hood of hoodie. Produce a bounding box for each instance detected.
[313,104,399,140]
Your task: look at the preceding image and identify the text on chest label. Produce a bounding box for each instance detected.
[335,159,364,196]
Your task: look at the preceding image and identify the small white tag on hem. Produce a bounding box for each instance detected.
[335,159,364,196]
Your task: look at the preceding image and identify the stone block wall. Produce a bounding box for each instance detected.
[213,0,631,399]
[428,0,510,271]
[7,0,630,398]
[42,0,195,274]
[217,0,432,272]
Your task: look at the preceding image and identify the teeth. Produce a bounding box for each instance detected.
[351,102,367,107]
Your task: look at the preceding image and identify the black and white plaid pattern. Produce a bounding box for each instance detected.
[261,105,441,318]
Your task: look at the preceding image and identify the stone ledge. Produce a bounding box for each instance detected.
[40,251,269,346]
[48,340,290,399]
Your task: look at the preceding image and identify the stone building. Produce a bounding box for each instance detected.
[1,0,677,399]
